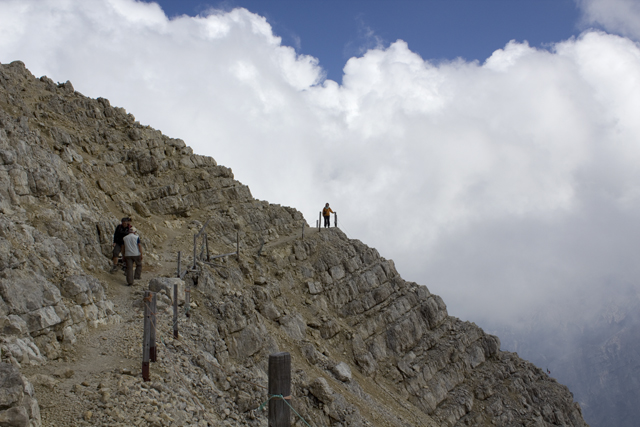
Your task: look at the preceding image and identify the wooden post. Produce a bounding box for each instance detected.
[173,283,179,338]
[177,251,181,278]
[142,291,151,382]
[318,212,321,230]
[236,231,240,261]
[149,292,157,362]
[268,352,291,427]
[334,212,337,228]
[205,233,210,261]
[185,285,191,318]
[301,222,304,240]
[193,234,197,269]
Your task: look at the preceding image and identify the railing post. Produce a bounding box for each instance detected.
[269,352,291,427]
[193,234,197,270]
[142,290,151,382]
[185,285,191,318]
[205,233,210,261]
[149,292,157,363]
[177,251,181,278]
[173,283,179,338]
[334,212,338,228]
[318,212,321,230]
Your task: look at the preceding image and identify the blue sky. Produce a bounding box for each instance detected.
[154,0,583,82]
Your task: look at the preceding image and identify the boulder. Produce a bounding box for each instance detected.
[332,362,352,382]
[0,363,25,408]
[309,378,335,404]
[148,278,185,304]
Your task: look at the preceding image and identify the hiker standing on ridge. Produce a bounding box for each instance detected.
[111,217,130,273]
[322,203,335,228]
[123,227,143,286]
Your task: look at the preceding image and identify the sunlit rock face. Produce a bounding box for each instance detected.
[0,60,589,426]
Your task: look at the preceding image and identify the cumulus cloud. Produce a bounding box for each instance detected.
[578,0,640,40]
[2,0,640,337]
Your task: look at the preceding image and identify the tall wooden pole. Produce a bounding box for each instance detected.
[173,283,179,338]
[177,251,181,278]
[334,212,337,228]
[149,292,157,362]
[318,212,321,230]
[185,285,191,318]
[268,352,291,427]
[193,234,197,269]
[142,290,151,382]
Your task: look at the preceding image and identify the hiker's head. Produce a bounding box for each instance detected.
[121,217,128,224]
[325,203,329,207]
[129,227,137,234]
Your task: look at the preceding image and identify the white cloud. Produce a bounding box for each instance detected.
[2,0,640,333]
[578,0,640,40]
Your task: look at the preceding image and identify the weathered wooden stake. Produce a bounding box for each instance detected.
[149,292,157,362]
[318,212,321,230]
[185,285,191,318]
[142,290,151,382]
[177,251,181,278]
[173,283,179,338]
[268,352,291,427]
[193,234,197,269]
[205,233,210,261]
[334,212,338,228]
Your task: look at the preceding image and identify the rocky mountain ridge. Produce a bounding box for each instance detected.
[0,60,588,426]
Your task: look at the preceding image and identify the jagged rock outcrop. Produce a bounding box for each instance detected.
[0,60,589,426]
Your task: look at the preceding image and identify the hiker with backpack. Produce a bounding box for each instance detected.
[123,227,143,286]
[322,203,335,228]
[111,217,130,273]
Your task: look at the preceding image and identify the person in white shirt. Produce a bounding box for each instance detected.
[123,227,143,286]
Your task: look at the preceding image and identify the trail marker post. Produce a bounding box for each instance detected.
[173,283,179,338]
[268,352,291,427]
[149,292,157,362]
[142,290,151,382]
[177,251,181,278]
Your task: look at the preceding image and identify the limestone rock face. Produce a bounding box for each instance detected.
[0,363,40,427]
[0,60,589,427]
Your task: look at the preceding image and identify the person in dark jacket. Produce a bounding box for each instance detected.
[110,217,130,273]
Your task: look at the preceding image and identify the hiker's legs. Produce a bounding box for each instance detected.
[134,256,142,280]
[125,256,134,285]
[111,244,121,265]
[324,216,330,228]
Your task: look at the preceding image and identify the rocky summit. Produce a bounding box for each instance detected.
[0,60,588,427]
